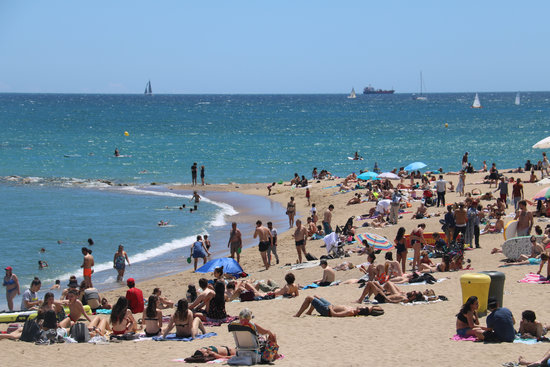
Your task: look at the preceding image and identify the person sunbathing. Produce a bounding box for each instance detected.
[189,346,237,360]
[333,261,354,271]
[347,193,362,205]
[412,203,428,219]
[371,214,387,228]
[143,295,163,337]
[519,310,550,339]
[420,254,450,273]
[482,214,504,234]
[294,295,384,317]
[355,280,434,304]
[163,299,206,339]
[518,348,550,367]
[499,253,547,268]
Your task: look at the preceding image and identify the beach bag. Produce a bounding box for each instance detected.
[69,322,90,343]
[261,340,279,363]
[20,319,41,342]
[305,253,317,261]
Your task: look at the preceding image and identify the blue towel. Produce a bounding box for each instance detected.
[95,309,111,314]
[302,283,319,290]
[152,332,217,341]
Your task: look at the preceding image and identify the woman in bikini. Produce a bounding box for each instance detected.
[410,224,427,271]
[456,296,486,340]
[3,266,20,311]
[395,227,408,274]
[39,292,66,322]
[286,197,296,228]
[143,295,163,337]
[110,296,136,335]
[163,299,206,339]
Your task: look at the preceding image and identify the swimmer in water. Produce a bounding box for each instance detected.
[158,220,170,226]
[40,248,46,253]
[50,280,61,290]
[190,191,201,204]
[88,238,94,246]
[114,148,120,157]
[38,260,48,270]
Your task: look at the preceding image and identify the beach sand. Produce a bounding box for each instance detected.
[2,170,550,366]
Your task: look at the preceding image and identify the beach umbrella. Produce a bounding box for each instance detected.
[357,172,379,180]
[532,186,550,201]
[404,162,427,171]
[377,172,400,180]
[532,136,550,149]
[355,233,394,251]
[195,257,243,275]
[536,178,550,186]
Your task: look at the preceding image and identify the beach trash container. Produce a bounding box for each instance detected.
[460,273,491,314]
[481,271,506,307]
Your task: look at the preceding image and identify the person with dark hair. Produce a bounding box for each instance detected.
[39,292,65,322]
[191,162,198,186]
[125,278,144,314]
[206,281,227,320]
[152,287,174,309]
[516,200,534,236]
[20,278,41,310]
[3,266,20,311]
[294,295,384,317]
[273,273,299,297]
[267,221,279,265]
[163,299,206,338]
[81,247,94,287]
[323,204,334,235]
[59,289,92,327]
[286,196,296,228]
[110,296,136,335]
[456,296,486,340]
[189,278,214,311]
[394,227,407,273]
[519,310,550,339]
[253,220,272,270]
[227,222,242,263]
[314,260,335,286]
[484,297,515,342]
[410,224,426,271]
[191,235,210,271]
[143,295,163,337]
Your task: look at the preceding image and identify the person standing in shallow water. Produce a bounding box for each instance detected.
[200,165,205,186]
[191,162,198,186]
[113,245,130,282]
[81,247,94,288]
[3,266,20,311]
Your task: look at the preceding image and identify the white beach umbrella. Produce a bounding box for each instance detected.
[377,172,400,180]
[536,177,550,186]
[533,136,550,149]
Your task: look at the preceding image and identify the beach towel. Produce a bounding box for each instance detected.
[288,261,320,271]
[203,316,238,327]
[513,336,540,344]
[302,280,340,290]
[152,332,217,341]
[518,273,550,284]
[400,299,444,306]
[172,357,228,363]
[95,309,111,314]
[451,334,478,342]
[399,278,448,286]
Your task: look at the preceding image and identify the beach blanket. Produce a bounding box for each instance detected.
[152,332,217,341]
[400,299,444,306]
[398,278,448,286]
[203,316,238,327]
[302,280,340,290]
[288,261,319,270]
[451,334,478,342]
[518,273,550,284]
[95,309,111,314]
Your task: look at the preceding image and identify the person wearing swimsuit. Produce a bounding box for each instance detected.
[110,296,136,335]
[59,289,92,328]
[3,266,20,311]
[394,227,408,274]
[286,197,296,228]
[113,245,130,282]
[143,295,163,337]
[456,296,486,339]
[163,299,206,339]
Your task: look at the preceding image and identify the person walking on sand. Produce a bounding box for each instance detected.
[512,178,524,211]
[81,247,94,288]
[323,204,334,235]
[200,165,205,186]
[435,175,447,207]
[191,235,211,271]
[495,177,509,208]
[191,162,198,186]
[286,196,296,228]
[542,152,550,178]
[228,222,242,263]
[456,170,465,196]
[267,221,280,265]
[3,266,20,311]
[113,245,130,282]
[515,200,533,237]
[293,219,308,263]
[253,220,272,270]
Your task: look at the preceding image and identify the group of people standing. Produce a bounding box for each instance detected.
[191,162,206,186]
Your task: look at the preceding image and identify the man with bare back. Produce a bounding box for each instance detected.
[227,222,242,263]
[81,247,94,288]
[253,220,272,270]
[293,219,308,263]
[515,200,533,236]
[323,204,334,235]
[59,289,92,328]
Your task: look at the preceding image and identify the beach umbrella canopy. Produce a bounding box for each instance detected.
[195,257,243,275]
[404,162,427,171]
[355,233,394,251]
[377,172,400,180]
[536,178,550,186]
[533,136,550,149]
[533,186,550,201]
[357,172,379,180]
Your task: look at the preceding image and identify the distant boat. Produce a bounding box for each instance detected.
[472,93,482,108]
[413,71,427,101]
[363,85,395,94]
[144,80,152,95]
[515,92,520,105]
[347,87,357,99]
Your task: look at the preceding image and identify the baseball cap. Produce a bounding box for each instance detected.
[127,278,135,285]
[5,266,12,271]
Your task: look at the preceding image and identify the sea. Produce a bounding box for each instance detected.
[1,92,549,309]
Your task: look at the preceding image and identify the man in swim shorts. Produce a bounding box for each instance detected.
[227,222,242,263]
[294,295,384,318]
[293,219,308,263]
[253,220,272,270]
[515,200,533,237]
[322,204,334,235]
[315,260,335,286]
[59,289,92,328]
[81,247,94,288]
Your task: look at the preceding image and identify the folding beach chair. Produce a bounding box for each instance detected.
[228,322,262,364]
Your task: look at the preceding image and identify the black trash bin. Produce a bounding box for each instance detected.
[481,271,506,307]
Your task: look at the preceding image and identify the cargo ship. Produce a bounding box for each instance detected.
[363,85,395,94]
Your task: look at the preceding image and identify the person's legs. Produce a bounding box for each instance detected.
[294,295,314,317]
[296,245,303,263]
[260,251,269,270]
[194,258,198,271]
[193,316,206,335]
[412,243,421,270]
[6,290,14,311]
[271,245,279,264]
[474,225,480,248]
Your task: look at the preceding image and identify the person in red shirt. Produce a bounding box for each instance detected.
[512,178,524,211]
[125,278,144,314]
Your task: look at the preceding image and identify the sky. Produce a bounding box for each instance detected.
[0,1,549,94]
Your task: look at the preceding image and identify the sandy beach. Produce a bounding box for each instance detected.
[3,169,550,367]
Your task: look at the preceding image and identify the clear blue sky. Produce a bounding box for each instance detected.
[1,1,548,94]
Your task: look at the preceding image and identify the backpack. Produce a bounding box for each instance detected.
[20,319,41,342]
[305,253,317,261]
[70,322,90,343]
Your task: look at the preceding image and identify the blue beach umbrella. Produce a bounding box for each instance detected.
[195,257,243,275]
[404,162,427,171]
[357,172,379,180]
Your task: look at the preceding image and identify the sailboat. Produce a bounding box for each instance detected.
[144,80,152,95]
[347,87,356,99]
[472,93,482,108]
[413,71,427,101]
[515,92,520,105]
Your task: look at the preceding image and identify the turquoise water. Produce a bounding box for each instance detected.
[1,92,549,309]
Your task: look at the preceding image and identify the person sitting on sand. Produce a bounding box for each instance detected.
[142,295,163,337]
[110,296,136,335]
[412,203,428,220]
[347,193,362,205]
[39,292,65,322]
[314,260,336,286]
[59,289,92,328]
[519,310,550,340]
[163,299,206,339]
[482,214,504,234]
[152,287,174,309]
[197,281,227,320]
[294,295,384,317]
[101,297,111,310]
[456,296,487,340]
[420,254,450,273]
[273,273,299,298]
[371,214,387,228]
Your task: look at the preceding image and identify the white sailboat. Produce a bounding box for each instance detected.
[347,87,356,99]
[144,80,152,95]
[413,71,427,101]
[472,93,482,108]
[515,92,520,105]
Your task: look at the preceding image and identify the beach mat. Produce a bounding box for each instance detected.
[203,316,238,327]
[451,334,478,342]
[152,332,217,341]
[518,273,550,284]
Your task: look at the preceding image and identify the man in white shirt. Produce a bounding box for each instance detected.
[435,175,447,207]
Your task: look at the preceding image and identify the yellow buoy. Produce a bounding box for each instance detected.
[124,131,129,136]
[444,123,448,128]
